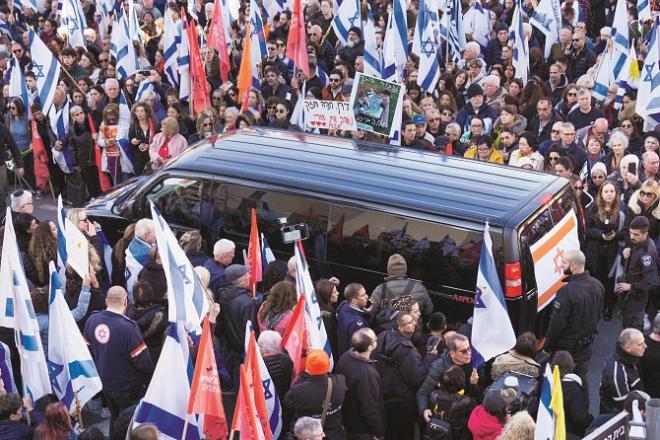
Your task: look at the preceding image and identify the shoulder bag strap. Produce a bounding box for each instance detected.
[320,377,333,427]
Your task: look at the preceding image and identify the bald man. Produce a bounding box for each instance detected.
[84,286,154,428]
[544,250,604,379]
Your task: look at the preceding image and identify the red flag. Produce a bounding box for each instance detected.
[184,9,212,117]
[247,208,262,297]
[286,0,310,78]
[88,115,112,192]
[245,332,272,440]
[232,365,266,439]
[188,317,229,440]
[206,0,231,82]
[282,295,308,382]
[30,118,50,190]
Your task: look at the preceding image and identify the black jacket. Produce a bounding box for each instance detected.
[600,346,643,413]
[138,262,168,300]
[65,120,95,167]
[131,303,168,363]
[335,350,385,437]
[216,285,259,354]
[526,111,563,144]
[562,374,593,437]
[544,272,604,354]
[0,122,24,168]
[284,373,348,440]
[372,329,427,406]
[567,47,597,81]
[584,206,625,278]
[263,352,293,400]
[0,420,33,440]
[623,238,659,301]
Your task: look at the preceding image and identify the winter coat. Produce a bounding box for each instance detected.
[492,114,527,149]
[320,306,339,361]
[508,149,545,171]
[626,190,660,242]
[336,301,370,355]
[284,373,348,440]
[185,250,209,268]
[0,420,33,440]
[370,275,433,320]
[584,206,625,278]
[67,120,96,167]
[455,103,498,134]
[490,350,541,381]
[600,346,644,413]
[546,75,569,104]
[464,146,505,164]
[263,352,293,400]
[562,374,593,437]
[257,306,293,337]
[567,46,597,81]
[216,285,259,355]
[468,405,503,440]
[335,350,385,437]
[149,132,188,166]
[131,303,168,363]
[137,262,168,300]
[372,329,427,407]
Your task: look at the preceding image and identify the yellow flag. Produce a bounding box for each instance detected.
[629,45,641,81]
[549,365,566,440]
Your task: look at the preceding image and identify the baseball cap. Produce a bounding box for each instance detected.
[225,264,249,283]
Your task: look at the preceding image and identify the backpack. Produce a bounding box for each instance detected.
[424,417,452,440]
[373,280,416,333]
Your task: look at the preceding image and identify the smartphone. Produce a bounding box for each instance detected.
[629,162,637,174]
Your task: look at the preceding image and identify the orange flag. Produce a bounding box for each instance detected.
[232,364,266,439]
[88,114,112,192]
[245,332,272,440]
[188,317,228,440]
[184,9,212,117]
[282,295,308,382]
[287,0,310,78]
[237,22,253,104]
[247,208,263,297]
[30,118,50,190]
[206,0,231,82]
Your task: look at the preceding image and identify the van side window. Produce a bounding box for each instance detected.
[326,204,493,292]
[145,177,210,229]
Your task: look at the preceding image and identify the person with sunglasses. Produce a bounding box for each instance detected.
[626,180,660,244]
[588,162,608,198]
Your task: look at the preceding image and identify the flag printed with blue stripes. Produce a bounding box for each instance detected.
[95,0,113,41]
[413,0,440,93]
[56,196,67,285]
[638,0,652,23]
[29,30,61,114]
[101,90,134,175]
[382,11,398,82]
[0,341,17,394]
[49,101,75,175]
[14,0,38,12]
[136,79,155,103]
[47,262,102,411]
[178,18,191,103]
[471,222,516,367]
[249,0,268,90]
[261,233,276,269]
[110,8,139,79]
[128,0,143,44]
[59,0,87,49]
[510,0,529,84]
[636,16,660,129]
[163,10,180,89]
[0,18,11,37]
[534,364,555,440]
[363,6,383,78]
[125,237,153,303]
[463,0,491,50]
[294,241,334,368]
[439,0,466,62]
[0,209,52,401]
[8,55,29,108]
[529,0,561,59]
[331,0,362,46]
[593,45,616,102]
[610,0,630,81]
[392,0,408,81]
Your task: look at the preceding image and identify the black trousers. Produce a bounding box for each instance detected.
[384,401,417,440]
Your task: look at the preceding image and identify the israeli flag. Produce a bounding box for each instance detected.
[0,19,11,36]
[510,0,529,84]
[529,0,561,59]
[59,0,87,49]
[471,222,516,367]
[294,241,334,368]
[101,90,134,175]
[331,0,362,46]
[8,55,29,108]
[610,0,630,80]
[392,0,408,81]
[249,0,268,85]
[110,8,139,79]
[0,209,52,401]
[439,0,467,62]
[163,10,180,89]
[151,204,209,332]
[363,7,383,78]
[264,0,285,24]
[0,341,17,394]
[47,262,102,411]
[615,44,640,108]
[29,30,61,114]
[95,0,113,41]
[413,0,440,92]
[135,79,155,103]
[178,18,191,103]
[316,66,329,87]
[638,0,652,24]
[382,11,398,82]
[134,323,201,440]
[14,0,38,11]
[128,0,143,44]
[593,47,616,102]
[261,233,276,269]
[125,237,152,303]
[636,16,660,130]
[50,101,75,175]
[534,364,555,440]
[56,196,67,285]
[464,0,491,50]
[245,322,283,438]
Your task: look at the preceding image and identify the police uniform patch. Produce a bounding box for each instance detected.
[94,324,110,344]
[642,255,653,267]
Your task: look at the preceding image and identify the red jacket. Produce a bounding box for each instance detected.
[467,405,503,440]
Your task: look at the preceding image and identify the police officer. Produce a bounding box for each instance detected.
[544,249,604,379]
[616,216,659,330]
[84,286,154,431]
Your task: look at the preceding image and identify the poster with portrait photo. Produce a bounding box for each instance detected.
[348,73,406,138]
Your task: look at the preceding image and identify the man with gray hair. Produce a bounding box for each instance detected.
[482,75,505,114]
[566,87,603,130]
[641,151,660,181]
[544,249,604,379]
[204,238,236,295]
[125,218,155,299]
[258,330,294,399]
[293,417,324,440]
[600,328,646,413]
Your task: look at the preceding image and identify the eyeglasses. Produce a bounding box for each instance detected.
[441,111,452,116]
[9,106,16,110]
[572,38,582,42]
[548,156,560,162]
[12,49,22,54]
[551,129,560,133]
[329,78,341,83]
[277,43,285,47]
[453,346,471,354]
[212,96,222,101]
[99,59,109,63]
[276,108,286,114]
[203,122,212,127]
[573,186,583,191]
[640,190,655,198]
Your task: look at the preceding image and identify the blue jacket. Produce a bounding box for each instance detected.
[336,301,369,355]
[204,259,229,298]
[455,103,498,135]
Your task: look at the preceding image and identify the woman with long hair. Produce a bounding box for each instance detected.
[129,102,158,175]
[257,281,297,336]
[67,105,101,200]
[316,279,339,359]
[25,221,58,288]
[451,69,468,108]
[626,180,660,243]
[585,181,624,320]
[79,51,100,83]
[130,282,168,363]
[505,78,524,104]
[556,85,578,119]
[110,223,136,288]
[619,117,644,153]
[5,97,34,188]
[66,208,110,289]
[34,402,76,440]
[166,102,196,139]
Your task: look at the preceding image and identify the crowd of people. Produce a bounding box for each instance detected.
[0,0,659,438]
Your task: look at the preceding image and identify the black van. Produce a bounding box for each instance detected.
[85,128,577,334]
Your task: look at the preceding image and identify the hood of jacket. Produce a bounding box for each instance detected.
[494,114,528,133]
[218,284,251,301]
[468,405,503,439]
[628,190,660,219]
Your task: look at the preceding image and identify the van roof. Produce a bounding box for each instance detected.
[169,129,563,226]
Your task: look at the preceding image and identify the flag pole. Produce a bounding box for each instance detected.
[74,392,85,429]
[182,414,190,439]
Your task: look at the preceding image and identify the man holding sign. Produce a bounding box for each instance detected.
[543,249,604,380]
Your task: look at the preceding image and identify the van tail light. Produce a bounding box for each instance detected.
[504,262,522,298]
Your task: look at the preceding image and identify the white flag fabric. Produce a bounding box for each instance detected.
[162,10,180,89]
[610,0,629,80]
[638,0,652,24]
[125,237,153,303]
[110,8,139,79]
[363,7,383,78]
[8,56,28,107]
[59,0,87,49]
[529,0,561,59]
[463,0,491,49]
[150,204,209,331]
[0,209,52,401]
[413,0,440,93]
[593,47,616,102]
[293,241,334,368]
[510,0,529,84]
[439,0,467,61]
[249,0,269,73]
[471,222,516,367]
[63,217,89,279]
[29,30,61,114]
[382,11,399,82]
[178,18,191,103]
[636,16,660,130]
[331,0,362,46]
[534,364,555,440]
[47,261,102,411]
